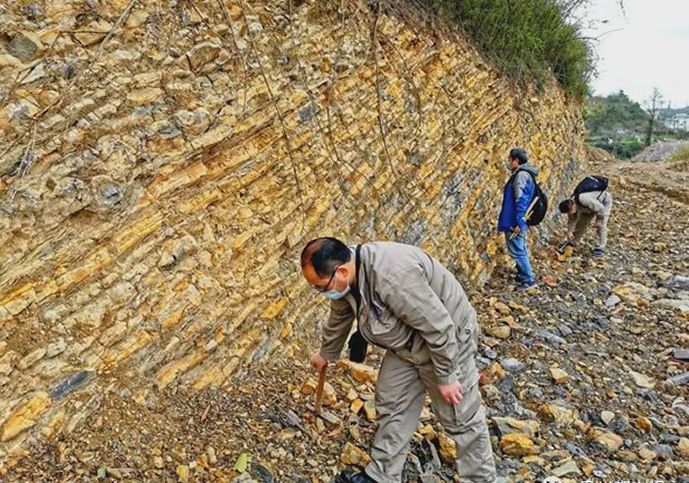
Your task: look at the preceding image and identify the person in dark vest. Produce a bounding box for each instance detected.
[497,148,539,290]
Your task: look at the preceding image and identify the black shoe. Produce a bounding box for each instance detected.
[348,471,377,483]
[333,470,376,483]
[592,248,605,257]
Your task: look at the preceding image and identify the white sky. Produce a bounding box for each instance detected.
[582,0,689,107]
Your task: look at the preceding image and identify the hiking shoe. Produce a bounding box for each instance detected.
[517,280,538,291]
[592,248,605,257]
[345,471,378,483]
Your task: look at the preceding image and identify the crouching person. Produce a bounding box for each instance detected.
[558,175,613,257]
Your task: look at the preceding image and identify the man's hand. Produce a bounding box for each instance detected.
[438,381,463,404]
[567,231,574,240]
[593,220,602,230]
[309,352,328,373]
[511,226,521,237]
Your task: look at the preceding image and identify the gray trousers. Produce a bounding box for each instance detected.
[365,351,497,483]
[572,213,609,249]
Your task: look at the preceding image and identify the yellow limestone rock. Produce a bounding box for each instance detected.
[486,325,511,339]
[500,433,540,456]
[301,378,337,407]
[351,399,364,414]
[589,428,623,452]
[419,424,438,441]
[438,432,457,463]
[538,404,576,427]
[494,302,511,315]
[633,416,653,433]
[127,87,164,105]
[1,392,51,441]
[638,447,657,461]
[176,464,189,482]
[363,400,377,421]
[339,360,378,384]
[550,367,570,384]
[341,442,371,466]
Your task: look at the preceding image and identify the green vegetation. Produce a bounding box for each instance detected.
[584,91,649,158]
[422,0,594,97]
[670,146,689,161]
[585,91,689,159]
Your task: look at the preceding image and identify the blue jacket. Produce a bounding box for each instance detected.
[497,164,539,232]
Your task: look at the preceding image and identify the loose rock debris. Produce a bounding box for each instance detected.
[5,172,689,481]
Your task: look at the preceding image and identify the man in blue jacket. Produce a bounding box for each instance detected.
[497,148,538,290]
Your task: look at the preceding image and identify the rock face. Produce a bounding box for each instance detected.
[0,1,583,448]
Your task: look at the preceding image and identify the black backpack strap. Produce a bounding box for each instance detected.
[354,244,362,318]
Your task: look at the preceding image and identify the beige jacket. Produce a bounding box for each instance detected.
[568,190,613,230]
[319,242,478,386]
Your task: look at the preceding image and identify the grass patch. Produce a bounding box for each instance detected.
[670,145,689,161]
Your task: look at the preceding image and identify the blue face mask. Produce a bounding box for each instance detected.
[322,285,351,300]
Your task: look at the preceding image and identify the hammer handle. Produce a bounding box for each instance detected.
[314,366,327,415]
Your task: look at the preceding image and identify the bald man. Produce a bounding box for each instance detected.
[300,238,496,483]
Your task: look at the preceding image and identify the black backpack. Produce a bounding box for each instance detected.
[511,170,548,226]
[573,175,608,202]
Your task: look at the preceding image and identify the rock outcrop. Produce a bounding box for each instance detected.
[0,0,583,451]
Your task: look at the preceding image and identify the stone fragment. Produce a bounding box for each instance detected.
[492,417,540,437]
[207,446,217,465]
[339,361,378,384]
[550,367,570,384]
[538,404,576,427]
[74,20,113,46]
[18,347,47,370]
[186,39,222,69]
[552,460,580,477]
[419,424,437,441]
[340,442,370,466]
[8,33,40,61]
[363,400,376,421]
[630,370,655,389]
[494,302,511,315]
[1,392,51,441]
[590,428,623,452]
[438,432,457,462]
[176,464,189,482]
[500,358,525,373]
[601,411,615,425]
[486,325,511,339]
[50,370,93,401]
[127,87,164,105]
[500,433,539,456]
[638,447,657,461]
[350,399,363,414]
[45,339,66,358]
[633,416,653,433]
[678,437,689,458]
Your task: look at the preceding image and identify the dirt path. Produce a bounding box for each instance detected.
[5,163,689,482]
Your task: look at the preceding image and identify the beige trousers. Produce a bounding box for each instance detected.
[365,351,497,483]
[572,212,609,249]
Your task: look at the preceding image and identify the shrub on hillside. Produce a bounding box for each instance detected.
[422,0,594,97]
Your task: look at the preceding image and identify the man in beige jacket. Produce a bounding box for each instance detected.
[557,186,613,257]
[300,238,496,483]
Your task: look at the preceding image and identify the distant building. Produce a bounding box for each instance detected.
[662,113,689,131]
